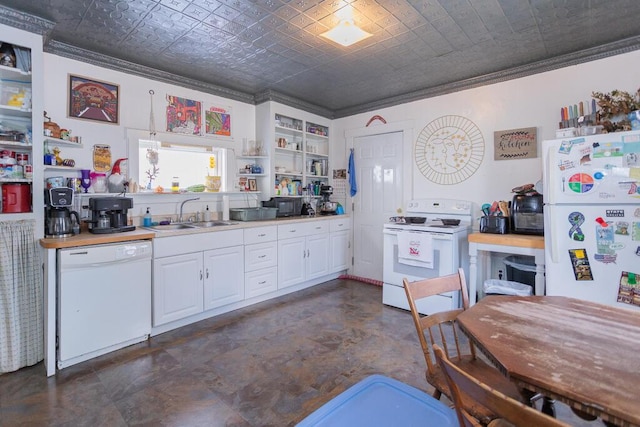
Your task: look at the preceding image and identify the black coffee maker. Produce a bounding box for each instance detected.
[45,188,80,238]
[88,197,136,234]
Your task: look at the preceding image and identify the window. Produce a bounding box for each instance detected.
[136,138,227,192]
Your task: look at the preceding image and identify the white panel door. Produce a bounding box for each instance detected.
[352,131,404,281]
[278,236,306,288]
[153,253,203,326]
[203,246,244,310]
[306,234,330,280]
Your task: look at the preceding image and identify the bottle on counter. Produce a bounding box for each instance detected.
[143,207,152,227]
[203,205,211,222]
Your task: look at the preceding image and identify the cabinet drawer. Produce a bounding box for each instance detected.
[278,220,329,239]
[278,222,306,238]
[330,217,351,232]
[244,225,277,245]
[154,229,243,258]
[244,242,277,272]
[245,267,278,299]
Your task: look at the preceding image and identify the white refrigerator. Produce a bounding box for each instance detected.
[542,130,640,310]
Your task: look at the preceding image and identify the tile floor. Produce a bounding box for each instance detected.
[0,279,600,426]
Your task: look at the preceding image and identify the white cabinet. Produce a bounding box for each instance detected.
[153,253,204,326]
[330,218,351,273]
[256,102,330,198]
[244,226,278,298]
[203,246,244,310]
[152,229,244,326]
[277,221,330,289]
[0,25,44,235]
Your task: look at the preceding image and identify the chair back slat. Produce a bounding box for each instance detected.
[403,269,473,375]
[434,345,571,427]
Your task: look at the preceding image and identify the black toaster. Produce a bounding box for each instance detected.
[511,194,544,235]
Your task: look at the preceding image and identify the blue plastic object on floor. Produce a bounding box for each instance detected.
[297,374,457,426]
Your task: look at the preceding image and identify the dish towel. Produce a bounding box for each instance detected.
[397,231,434,268]
[348,148,357,197]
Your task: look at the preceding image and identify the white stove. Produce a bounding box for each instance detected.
[382,199,473,314]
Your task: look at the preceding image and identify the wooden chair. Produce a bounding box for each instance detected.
[434,344,570,427]
[402,269,525,422]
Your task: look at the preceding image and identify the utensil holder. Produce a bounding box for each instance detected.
[479,216,510,234]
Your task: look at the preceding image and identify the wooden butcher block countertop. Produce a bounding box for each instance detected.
[40,228,155,249]
[468,232,544,249]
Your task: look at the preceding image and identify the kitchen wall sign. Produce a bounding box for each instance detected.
[67,74,119,124]
[414,115,484,185]
[494,127,537,160]
[166,95,201,135]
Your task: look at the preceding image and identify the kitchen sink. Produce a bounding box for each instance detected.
[191,220,239,228]
[145,223,197,231]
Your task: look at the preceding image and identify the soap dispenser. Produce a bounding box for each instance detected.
[203,205,211,222]
[143,207,152,227]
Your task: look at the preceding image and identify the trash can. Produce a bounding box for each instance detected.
[504,255,536,290]
[483,279,533,296]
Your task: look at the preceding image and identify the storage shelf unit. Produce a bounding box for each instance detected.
[0,25,44,234]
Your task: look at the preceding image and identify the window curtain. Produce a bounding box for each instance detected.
[0,220,43,373]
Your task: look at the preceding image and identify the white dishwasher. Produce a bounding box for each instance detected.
[57,240,152,370]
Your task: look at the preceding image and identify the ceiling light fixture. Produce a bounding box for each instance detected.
[320,19,372,47]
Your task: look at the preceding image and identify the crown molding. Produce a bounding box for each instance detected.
[0,5,54,36]
[46,40,256,105]
[255,90,334,119]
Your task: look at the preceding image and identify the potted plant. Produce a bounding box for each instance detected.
[592,88,640,132]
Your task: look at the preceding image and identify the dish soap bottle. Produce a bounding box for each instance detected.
[203,205,211,222]
[143,208,152,227]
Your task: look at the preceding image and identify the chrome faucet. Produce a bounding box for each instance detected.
[179,197,200,223]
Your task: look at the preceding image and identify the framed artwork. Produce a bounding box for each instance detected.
[166,95,202,135]
[205,105,231,137]
[68,74,120,124]
[248,178,257,192]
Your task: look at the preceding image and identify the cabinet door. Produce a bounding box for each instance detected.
[203,246,244,310]
[306,234,330,280]
[153,253,203,326]
[330,230,350,273]
[277,236,306,288]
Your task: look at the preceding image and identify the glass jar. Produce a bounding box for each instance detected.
[171,177,180,192]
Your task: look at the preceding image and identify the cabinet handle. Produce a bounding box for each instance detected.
[290,229,296,233]
[315,226,321,230]
[307,249,310,257]
[258,233,266,237]
[258,280,266,285]
[206,268,209,279]
[258,255,266,259]
[303,249,306,258]
[200,270,203,280]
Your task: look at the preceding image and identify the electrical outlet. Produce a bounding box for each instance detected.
[498,269,503,280]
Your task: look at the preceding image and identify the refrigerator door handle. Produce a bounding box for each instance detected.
[545,205,560,263]
[546,147,557,205]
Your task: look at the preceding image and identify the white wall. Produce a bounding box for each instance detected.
[42,54,257,219]
[332,50,640,218]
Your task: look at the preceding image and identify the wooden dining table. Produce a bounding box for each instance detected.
[457,295,640,427]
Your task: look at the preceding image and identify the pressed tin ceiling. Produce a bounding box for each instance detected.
[1,0,640,119]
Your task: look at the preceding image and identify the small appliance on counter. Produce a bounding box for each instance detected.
[317,185,337,215]
[301,189,315,216]
[88,197,136,234]
[45,188,80,238]
[262,197,302,217]
[511,194,544,235]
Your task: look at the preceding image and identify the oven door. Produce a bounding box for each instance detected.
[382,227,459,314]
